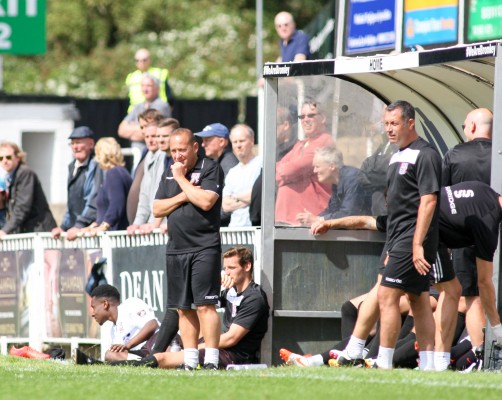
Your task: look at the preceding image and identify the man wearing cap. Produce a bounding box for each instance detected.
[118,73,171,151]
[195,123,238,227]
[51,126,103,241]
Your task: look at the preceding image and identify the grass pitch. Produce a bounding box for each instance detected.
[1,355,502,400]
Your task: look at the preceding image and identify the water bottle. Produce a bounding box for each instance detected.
[226,363,267,370]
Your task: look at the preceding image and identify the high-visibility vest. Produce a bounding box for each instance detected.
[125,67,170,112]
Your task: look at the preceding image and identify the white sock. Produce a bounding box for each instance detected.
[434,351,450,371]
[307,354,324,366]
[184,348,199,369]
[376,346,394,369]
[204,348,219,366]
[346,335,366,359]
[419,350,435,371]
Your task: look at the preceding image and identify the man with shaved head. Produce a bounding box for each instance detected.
[274,11,311,62]
[442,107,494,354]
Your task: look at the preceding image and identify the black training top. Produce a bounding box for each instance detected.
[155,156,223,254]
[442,138,492,186]
[221,282,270,364]
[439,181,502,261]
[386,137,441,257]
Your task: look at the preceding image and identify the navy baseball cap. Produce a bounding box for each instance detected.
[194,123,229,138]
[68,126,95,140]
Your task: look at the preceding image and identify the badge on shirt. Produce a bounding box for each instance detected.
[190,172,201,185]
[398,162,409,175]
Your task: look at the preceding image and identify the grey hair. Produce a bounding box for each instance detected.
[142,72,160,88]
[314,145,343,169]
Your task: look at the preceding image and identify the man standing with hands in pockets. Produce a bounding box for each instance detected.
[153,128,224,370]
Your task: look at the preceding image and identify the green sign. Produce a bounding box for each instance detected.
[0,0,46,55]
[467,0,502,42]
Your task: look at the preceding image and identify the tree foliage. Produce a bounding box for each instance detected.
[3,0,325,99]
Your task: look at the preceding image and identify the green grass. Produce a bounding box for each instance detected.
[1,355,502,400]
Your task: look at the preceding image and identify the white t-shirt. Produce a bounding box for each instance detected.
[222,156,261,227]
[108,297,158,351]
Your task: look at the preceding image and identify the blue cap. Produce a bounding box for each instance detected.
[68,126,95,140]
[194,123,229,138]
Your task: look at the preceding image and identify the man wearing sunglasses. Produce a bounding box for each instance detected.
[0,142,56,237]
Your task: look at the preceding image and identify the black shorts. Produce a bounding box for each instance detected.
[381,250,430,296]
[430,244,456,284]
[452,247,479,297]
[166,247,221,309]
[129,331,158,358]
[198,348,236,369]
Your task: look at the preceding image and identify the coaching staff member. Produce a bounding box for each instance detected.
[153,128,224,370]
[376,100,442,370]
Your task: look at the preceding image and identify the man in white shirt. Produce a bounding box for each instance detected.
[222,124,261,227]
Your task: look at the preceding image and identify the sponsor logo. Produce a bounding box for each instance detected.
[384,277,402,284]
[466,44,496,58]
[398,162,408,175]
[453,189,475,198]
[205,295,219,300]
[445,186,457,215]
[263,65,290,76]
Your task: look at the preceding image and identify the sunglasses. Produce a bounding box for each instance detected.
[298,113,319,120]
[135,58,149,62]
[0,155,13,161]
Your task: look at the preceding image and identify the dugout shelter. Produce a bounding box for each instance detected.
[261,40,502,366]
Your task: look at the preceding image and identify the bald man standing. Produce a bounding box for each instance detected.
[442,107,493,352]
[274,11,311,62]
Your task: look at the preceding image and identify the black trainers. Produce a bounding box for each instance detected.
[72,348,102,365]
[202,363,218,370]
[176,363,199,371]
[329,353,369,368]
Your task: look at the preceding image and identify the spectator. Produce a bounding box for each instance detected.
[51,126,103,241]
[83,137,132,234]
[126,109,165,235]
[195,123,238,227]
[74,284,159,362]
[441,107,493,351]
[275,99,334,225]
[222,124,261,227]
[125,48,174,112]
[376,100,441,370]
[249,106,298,226]
[0,175,6,228]
[152,117,180,232]
[357,127,397,215]
[0,142,56,236]
[296,145,371,226]
[77,247,270,370]
[276,106,298,160]
[118,73,171,151]
[153,128,224,370]
[275,11,311,62]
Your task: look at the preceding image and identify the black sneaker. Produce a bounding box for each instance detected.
[72,348,102,365]
[202,363,218,370]
[330,353,369,368]
[176,363,199,371]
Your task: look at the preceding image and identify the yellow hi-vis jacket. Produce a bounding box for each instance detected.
[125,67,170,112]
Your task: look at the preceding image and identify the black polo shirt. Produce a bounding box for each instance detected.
[155,157,223,254]
[386,137,441,257]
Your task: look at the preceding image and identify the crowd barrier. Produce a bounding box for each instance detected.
[0,228,260,357]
